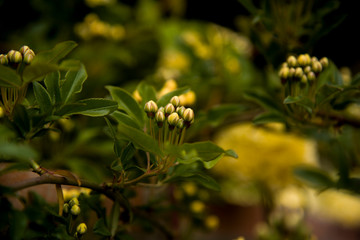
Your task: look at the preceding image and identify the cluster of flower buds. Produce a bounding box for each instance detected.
[64,197,81,217]
[0,45,36,68]
[279,54,329,85]
[144,96,194,146]
[74,223,87,239]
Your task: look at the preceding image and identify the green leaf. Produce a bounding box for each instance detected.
[284,96,313,114]
[238,0,258,15]
[0,65,22,87]
[22,63,59,83]
[93,218,111,237]
[44,71,61,105]
[10,211,27,240]
[106,86,144,127]
[206,104,247,127]
[156,87,190,107]
[56,98,117,117]
[0,142,37,162]
[294,166,334,189]
[61,63,87,104]
[0,162,29,176]
[12,105,31,137]
[117,121,163,157]
[120,142,136,170]
[105,117,123,160]
[136,81,157,104]
[33,82,52,114]
[32,41,78,64]
[253,111,286,125]
[110,111,141,129]
[58,59,82,71]
[283,96,302,104]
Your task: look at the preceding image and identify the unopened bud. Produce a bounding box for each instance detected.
[304,66,311,74]
[307,72,316,81]
[176,119,184,133]
[301,75,308,84]
[294,67,303,78]
[311,56,318,64]
[281,62,288,68]
[297,54,309,67]
[164,103,175,116]
[155,110,165,127]
[168,112,179,127]
[7,50,22,63]
[312,61,322,73]
[289,68,296,78]
[19,45,30,54]
[0,54,8,65]
[23,50,35,64]
[183,108,194,122]
[63,203,70,214]
[176,106,186,117]
[287,56,297,67]
[279,67,290,79]
[170,96,181,108]
[304,54,311,65]
[71,204,81,216]
[76,223,87,235]
[158,106,164,113]
[320,57,329,68]
[144,100,158,118]
[69,197,79,207]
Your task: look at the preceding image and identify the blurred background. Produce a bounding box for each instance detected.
[1,0,360,239]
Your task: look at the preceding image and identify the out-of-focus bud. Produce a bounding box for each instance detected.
[279,67,290,79]
[281,62,288,68]
[63,203,70,214]
[144,100,158,118]
[311,56,318,64]
[289,68,296,78]
[167,112,179,127]
[176,119,184,133]
[320,57,329,68]
[23,49,35,64]
[304,54,311,65]
[69,197,79,207]
[19,45,30,54]
[176,106,186,117]
[297,54,307,67]
[312,61,323,73]
[295,67,303,78]
[71,205,81,216]
[183,108,194,122]
[164,103,175,117]
[0,54,8,65]
[307,72,316,82]
[155,110,165,127]
[301,75,308,84]
[170,96,181,108]
[7,50,22,63]
[76,223,87,235]
[287,56,297,67]
[304,66,311,74]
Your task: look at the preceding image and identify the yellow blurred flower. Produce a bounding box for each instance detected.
[182,182,197,196]
[340,66,351,86]
[182,31,202,47]
[205,215,219,230]
[179,90,196,106]
[0,106,4,118]
[161,50,189,71]
[63,187,91,201]
[213,123,318,188]
[194,43,212,59]
[85,0,115,8]
[157,79,178,98]
[190,200,205,214]
[225,56,241,73]
[308,189,360,227]
[132,89,142,103]
[234,237,245,240]
[276,186,307,209]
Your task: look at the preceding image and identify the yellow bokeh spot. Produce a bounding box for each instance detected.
[0,106,4,118]
[157,79,178,99]
[205,215,219,230]
[63,188,91,202]
[276,186,307,209]
[190,200,205,214]
[161,50,189,71]
[182,182,197,196]
[213,123,318,188]
[225,57,241,73]
[179,90,196,106]
[132,89,142,103]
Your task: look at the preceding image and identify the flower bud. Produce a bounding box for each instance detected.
[23,50,35,64]
[0,54,8,65]
[155,110,165,127]
[287,56,297,67]
[307,71,316,82]
[312,61,322,73]
[320,57,329,68]
[176,119,184,133]
[164,103,175,117]
[144,100,158,118]
[279,67,290,79]
[170,96,181,108]
[168,112,179,127]
[281,62,288,68]
[69,197,79,207]
[71,204,81,216]
[183,108,194,122]
[301,75,308,84]
[176,106,186,117]
[19,45,30,54]
[76,223,87,235]
[304,54,311,65]
[63,203,70,214]
[294,67,303,78]
[304,66,311,74]
[7,50,22,63]
[311,56,318,64]
[158,106,164,113]
[289,68,296,78]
